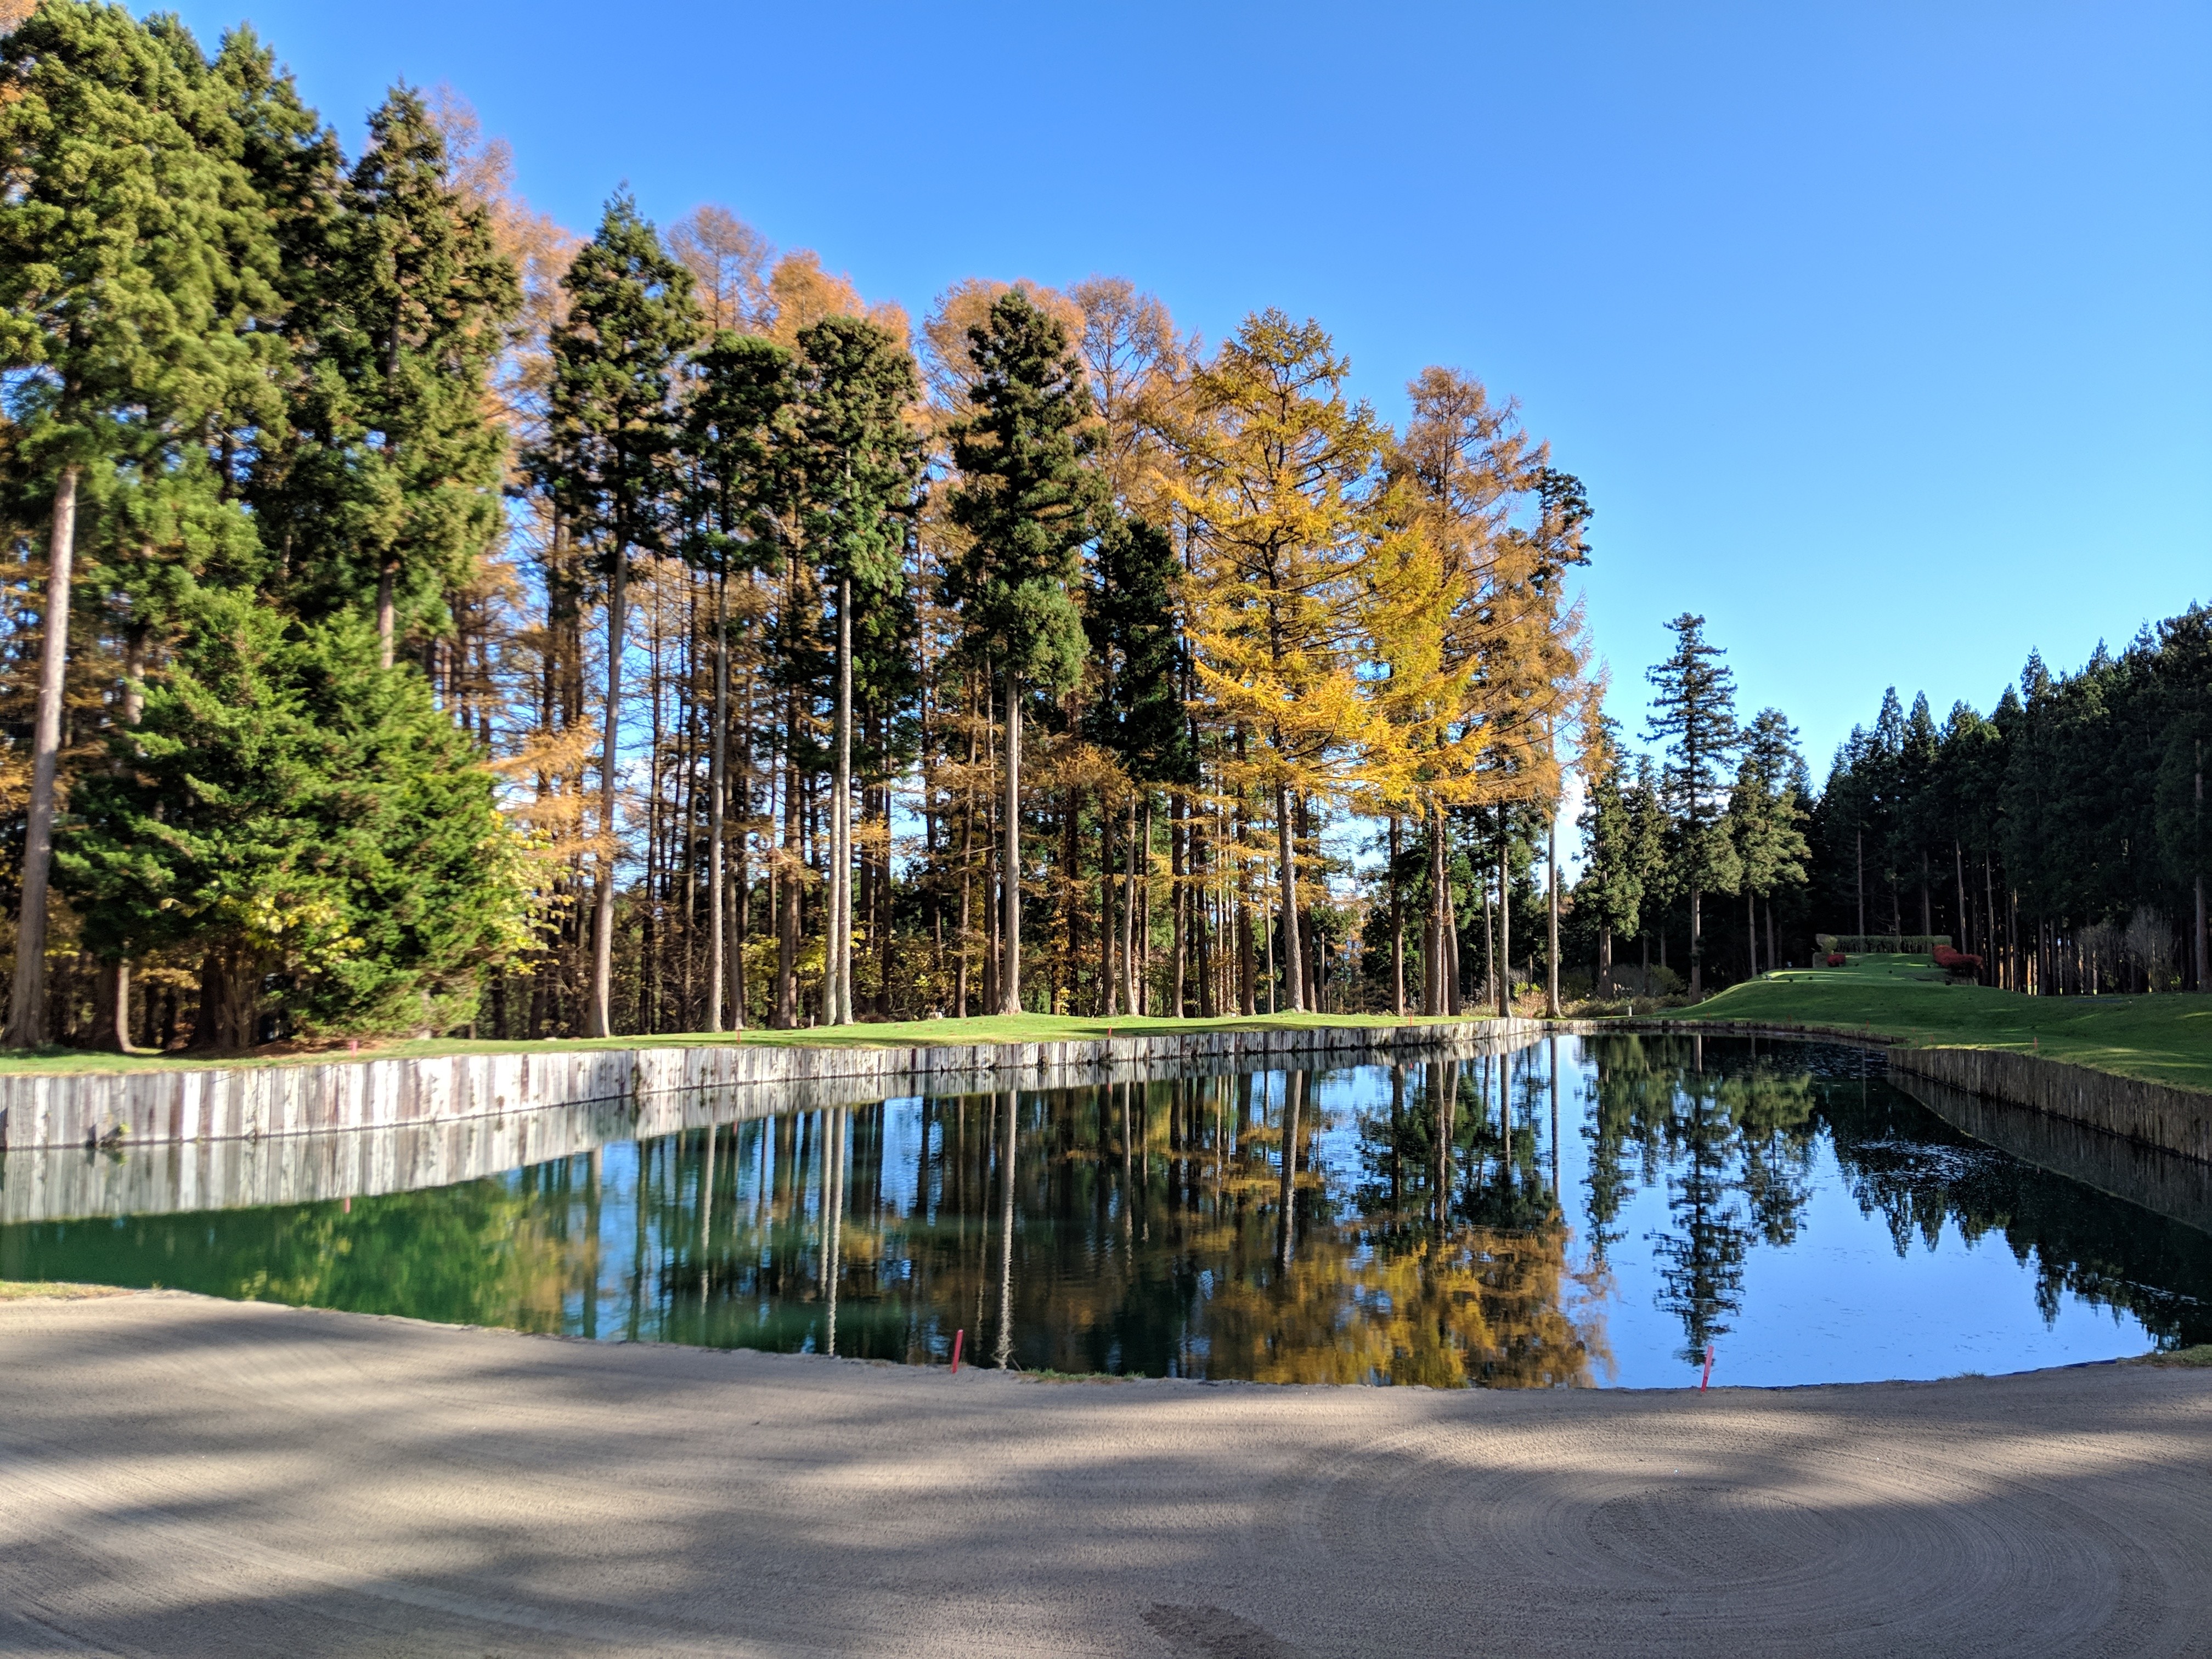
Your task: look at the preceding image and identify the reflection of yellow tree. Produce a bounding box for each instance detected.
[1203,1210,1607,1389]
[230,1181,580,1332]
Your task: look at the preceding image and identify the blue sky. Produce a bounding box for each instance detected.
[172,0,2211,775]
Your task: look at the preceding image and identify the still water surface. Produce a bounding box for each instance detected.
[4,1036,2207,1386]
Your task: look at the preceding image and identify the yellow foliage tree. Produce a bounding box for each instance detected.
[1171,311,1385,1010]
[1363,368,1592,1013]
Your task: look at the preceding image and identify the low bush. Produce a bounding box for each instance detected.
[1932,944,1984,980]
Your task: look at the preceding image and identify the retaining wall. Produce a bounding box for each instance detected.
[1886,1046,2212,1167]
[0,1019,1558,1155]
[1887,1069,2212,1236]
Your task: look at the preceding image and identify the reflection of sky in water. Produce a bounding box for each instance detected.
[1582,1135,2157,1389]
[3,1037,2207,1388]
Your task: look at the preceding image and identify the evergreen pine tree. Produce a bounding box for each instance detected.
[793,313,921,1024]
[0,1,282,1045]
[1089,513,1190,786]
[58,597,532,1046]
[1726,711,1810,977]
[1645,613,1741,996]
[945,290,1099,1014]
[683,329,798,1030]
[281,85,520,662]
[534,193,699,1036]
[1575,715,1643,991]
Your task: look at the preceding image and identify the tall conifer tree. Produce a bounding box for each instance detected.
[794,313,921,1025]
[1645,613,1740,997]
[535,193,698,1036]
[946,290,1098,1014]
[0,1,281,1045]
[329,86,518,665]
[684,329,797,1030]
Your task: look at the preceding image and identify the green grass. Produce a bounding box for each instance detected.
[1671,954,2212,1093]
[0,1281,132,1301]
[0,1009,1465,1078]
[2141,1345,2212,1368]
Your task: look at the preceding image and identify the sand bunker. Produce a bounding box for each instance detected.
[2,1293,2207,1656]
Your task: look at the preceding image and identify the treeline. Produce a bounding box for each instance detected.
[1568,614,1814,999]
[1571,606,2212,1002]
[0,1,1594,1049]
[1809,609,2211,994]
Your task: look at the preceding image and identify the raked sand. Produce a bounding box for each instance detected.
[2,1293,2208,1657]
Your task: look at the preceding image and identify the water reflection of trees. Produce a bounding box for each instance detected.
[11,1040,2201,1370]
[1820,1075,2212,1351]
[1581,1036,2212,1358]
[645,1060,1604,1387]
[1581,1036,1819,1365]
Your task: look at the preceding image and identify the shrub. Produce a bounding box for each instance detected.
[1825,953,1847,968]
[1932,944,1983,980]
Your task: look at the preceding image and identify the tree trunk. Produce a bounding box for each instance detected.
[1000,670,1022,1015]
[1101,790,1118,1016]
[588,548,628,1039]
[828,575,853,1025]
[1274,781,1305,1011]
[1496,829,1511,1017]
[92,958,130,1055]
[1170,793,1187,1015]
[1124,794,1142,1015]
[8,465,80,1051]
[1441,825,1460,1015]
[376,561,397,670]
[776,708,799,1029]
[2196,741,2206,991]
[1389,814,1404,1016]
[1546,811,1561,1016]
[1689,882,1703,999]
[1424,809,1443,1015]
[1855,828,1864,940]
[957,710,976,1018]
[189,943,257,1053]
[730,577,753,1031]
[707,573,728,1031]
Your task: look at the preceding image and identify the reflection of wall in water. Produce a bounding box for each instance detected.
[1889,1072,2212,1239]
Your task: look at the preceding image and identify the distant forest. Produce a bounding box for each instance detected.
[1572,607,2212,1001]
[0,3,2199,1054]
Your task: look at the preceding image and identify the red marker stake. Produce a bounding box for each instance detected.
[951,1329,964,1376]
[1700,1342,1715,1391]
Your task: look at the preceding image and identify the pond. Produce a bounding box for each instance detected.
[3,1036,2207,1386]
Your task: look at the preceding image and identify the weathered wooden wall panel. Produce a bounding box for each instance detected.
[1886,1046,2212,1166]
[0,1018,1555,1153]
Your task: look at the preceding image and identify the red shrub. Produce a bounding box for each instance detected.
[1825,953,1847,968]
[1933,944,1983,978]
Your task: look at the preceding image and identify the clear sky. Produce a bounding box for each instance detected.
[171,0,2211,777]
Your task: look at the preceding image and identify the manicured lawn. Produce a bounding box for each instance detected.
[0,1009,1464,1078]
[1674,955,2212,1093]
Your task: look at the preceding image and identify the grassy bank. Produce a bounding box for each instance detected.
[0,1009,1465,1078]
[1675,955,2212,1093]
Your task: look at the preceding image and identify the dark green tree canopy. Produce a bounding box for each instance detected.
[58,596,531,1034]
[1088,511,1191,785]
[945,289,1101,697]
[795,312,921,599]
[537,191,700,580]
[1645,612,1741,896]
[684,329,798,579]
[0,0,285,616]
